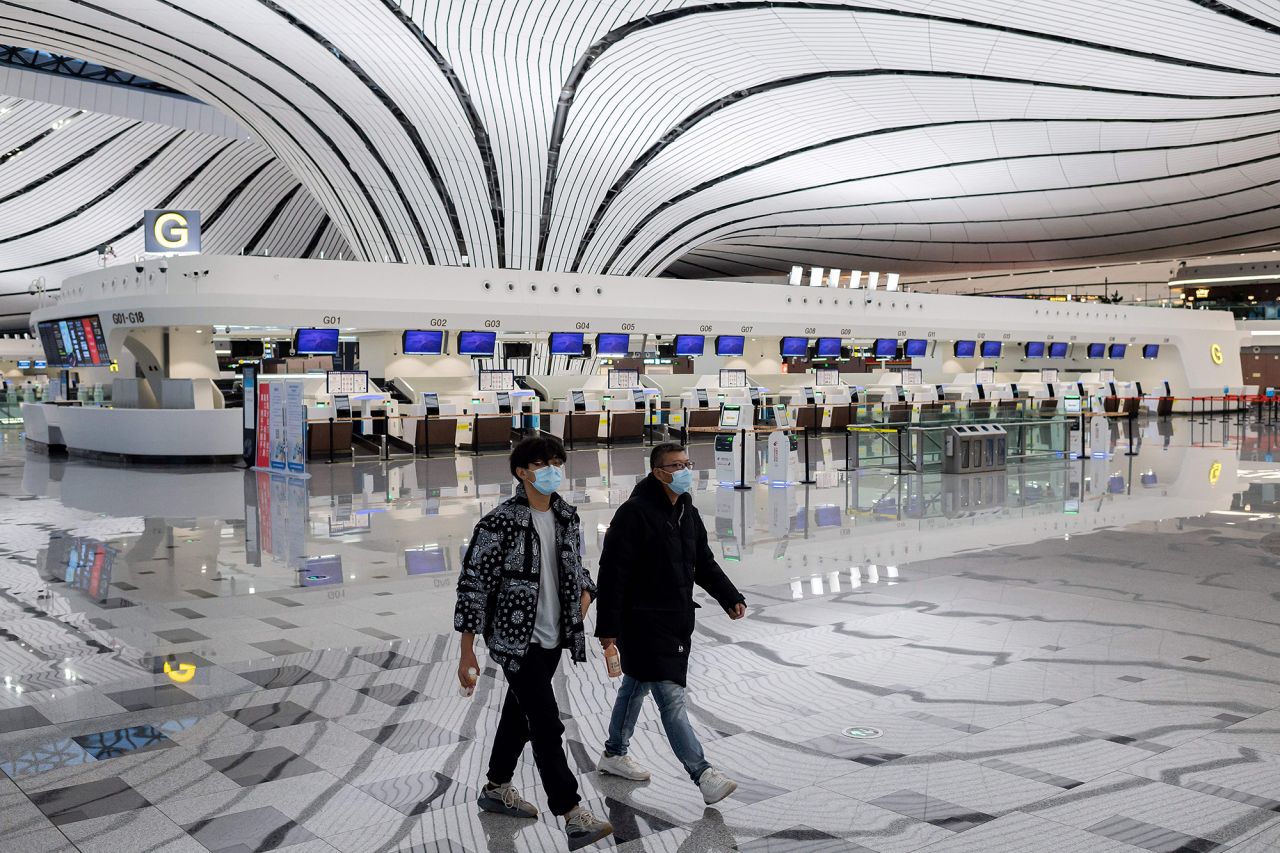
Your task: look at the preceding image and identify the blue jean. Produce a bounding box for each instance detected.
[604,675,711,783]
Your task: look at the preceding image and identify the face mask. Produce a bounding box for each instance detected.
[531,464,564,495]
[668,468,694,495]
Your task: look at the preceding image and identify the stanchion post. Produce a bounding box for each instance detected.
[566,407,575,452]
[800,424,817,485]
[735,427,751,491]
[472,412,480,457]
[606,409,613,449]
[328,417,334,465]
[1125,409,1138,457]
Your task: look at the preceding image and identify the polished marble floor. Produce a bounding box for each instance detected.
[3,416,1280,851]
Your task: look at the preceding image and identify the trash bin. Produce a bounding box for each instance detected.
[944,424,1007,473]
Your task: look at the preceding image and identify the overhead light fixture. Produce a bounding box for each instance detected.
[849,270,862,289]
[827,268,842,287]
[866,271,880,291]
[886,273,900,292]
[789,265,803,285]
[810,266,825,287]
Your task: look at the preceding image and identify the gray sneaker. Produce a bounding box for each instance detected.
[478,782,539,818]
[564,805,613,849]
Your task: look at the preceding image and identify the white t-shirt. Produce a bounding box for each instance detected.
[530,508,561,649]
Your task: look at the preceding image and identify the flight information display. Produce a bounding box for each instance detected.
[37,315,110,367]
[954,340,977,358]
[1108,343,1127,359]
[715,335,745,356]
[815,337,842,358]
[402,330,445,355]
[596,333,630,356]
[873,338,898,358]
[1048,342,1069,359]
[780,337,809,357]
[549,332,585,356]
[1142,344,1160,359]
[1086,343,1106,358]
[1025,341,1046,358]
[980,340,1002,358]
[674,334,705,356]
[458,330,497,356]
[904,339,928,357]
[294,328,340,354]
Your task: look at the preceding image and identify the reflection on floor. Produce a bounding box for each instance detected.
[3,417,1280,850]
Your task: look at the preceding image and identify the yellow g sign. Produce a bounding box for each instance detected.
[163,660,197,683]
[1209,461,1222,485]
[1210,343,1224,365]
[144,209,201,253]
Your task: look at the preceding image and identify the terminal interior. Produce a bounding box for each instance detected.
[5,2,1280,852]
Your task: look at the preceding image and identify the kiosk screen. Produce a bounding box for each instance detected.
[295,327,339,354]
[1108,343,1127,359]
[496,392,511,413]
[1142,344,1160,359]
[873,338,898,358]
[1064,396,1082,414]
[549,332,585,356]
[478,369,515,391]
[980,340,1002,358]
[422,392,439,416]
[780,337,808,357]
[458,330,497,356]
[596,333,630,356]
[1025,341,1046,358]
[904,338,928,357]
[16,360,29,369]
[1048,342,1070,359]
[572,390,586,410]
[37,315,110,367]
[632,388,646,408]
[695,388,709,406]
[608,369,640,390]
[954,340,977,358]
[720,406,742,429]
[815,337,842,358]
[674,335,705,356]
[774,405,791,428]
[333,394,351,415]
[719,369,747,388]
[1086,343,1106,359]
[402,330,445,355]
[34,360,46,369]
[715,335,745,356]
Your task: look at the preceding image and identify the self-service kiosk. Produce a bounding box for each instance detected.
[713,404,756,486]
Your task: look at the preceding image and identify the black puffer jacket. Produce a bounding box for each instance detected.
[595,474,745,686]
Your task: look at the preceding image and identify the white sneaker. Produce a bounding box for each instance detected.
[564,805,613,849]
[697,767,737,805]
[597,750,651,781]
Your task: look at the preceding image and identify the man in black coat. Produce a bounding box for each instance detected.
[594,442,747,805]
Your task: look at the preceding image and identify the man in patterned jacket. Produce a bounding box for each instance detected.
[455,435,613,849]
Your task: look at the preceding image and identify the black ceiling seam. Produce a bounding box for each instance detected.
[0,119,138,206]
[257,0,450,264]
[571,70,1280,275]
[300,214,331,258]
[241,182,303,256]
[0,109,84,166]
[3,7,377,260]
[378,0,506,268]
[534,0,1280,272]
[632,122,1280,277]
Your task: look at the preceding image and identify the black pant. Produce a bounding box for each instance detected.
[487,644,580,816]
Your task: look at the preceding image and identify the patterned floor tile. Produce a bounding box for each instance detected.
[206,746,324,787]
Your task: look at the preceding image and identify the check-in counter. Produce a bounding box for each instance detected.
[39,405,242,460]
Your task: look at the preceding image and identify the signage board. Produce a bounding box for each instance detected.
[143,209,201,253]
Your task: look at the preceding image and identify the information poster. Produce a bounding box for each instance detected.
[976,368,995,384]
[269,380,287,471]
[255,382,272,469]
[814,368,840,386]
[1041,368,1059,384]
[608,369,640,390]
[326,371,368,394]
[479,370,515,391]
[1100,369,1116,382]
[719,369,747,389]
[902,369,923,385]
[285,380,305,474]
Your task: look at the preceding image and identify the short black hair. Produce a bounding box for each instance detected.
[510,435,567,477]
[650,442,687,470]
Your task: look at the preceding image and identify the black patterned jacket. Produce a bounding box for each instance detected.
[453,485,596,672]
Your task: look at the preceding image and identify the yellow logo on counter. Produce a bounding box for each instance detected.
[1209,461,1222,486]
[1211,343,1224,365]
[163,660,197,683]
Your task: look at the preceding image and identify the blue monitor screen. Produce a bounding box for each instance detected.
[1086,343,1106,359]
[1108,343,1127,359]
[815,337,842,358]
[954,340,977,358]
[402,330,445,355]
[980,340,1002,358]
[1142,344,1159,359]
[34,360,46,369]
[16,360,30,369]
[596,333,629,356]
[1025,341,1046,358]
[1048,342,1069,359]
[780,337,809,357]
[457,330,497,356]
[716,335,745,356]
[549,332,585,356]
[904,339,928,357]
[873,338,898,358]
[674,335,705,356]
[294,328,339,354]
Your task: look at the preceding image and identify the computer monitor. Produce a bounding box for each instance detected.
[674,335,705,356]
[873,338,898,358]
[1086,343,1106,359]
[34,360,46,369]
[780,337,808,358]
[549,332,585,356]
[1142,344,1160,359]
[715,335,745,356]
[458,330,498,356]
[904,338,928,357]
[980,340,1002,358]
[596,333,630,356]
[571,390,586,411]
[1108,343,1127,359]
[720,406,742,429]
[954,340,977,358]
[294,328,339,355]
[695,388,709,407]
[402,330,445,355]
[1024,341,1046,359]
[1048,341,1069,359]
[16,360,30,369]
[815,337,842,358]
[421,392,439,416]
